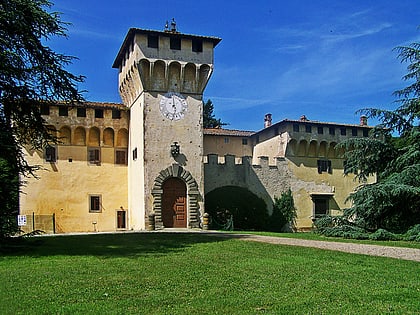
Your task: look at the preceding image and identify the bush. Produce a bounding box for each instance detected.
[314,215,369,239]
[368,229,399,241]
[403,224,420,242]
[205,186,269,231]
[269,189,296,232]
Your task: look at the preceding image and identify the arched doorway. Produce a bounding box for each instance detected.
[162,178,187,228]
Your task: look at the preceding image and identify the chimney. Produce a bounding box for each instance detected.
[300,115,309,121]
[360,115,368,126]
[264,113,272,128]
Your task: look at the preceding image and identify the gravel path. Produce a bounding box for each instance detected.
[227,234,420,262]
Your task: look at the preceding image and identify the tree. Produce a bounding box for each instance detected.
[0,0,84,238]
[203,99,226,128]
[325,40,420,234]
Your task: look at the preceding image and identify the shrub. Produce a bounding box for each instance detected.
[403,224,420,242]
[269,189,296,232]
[368,229,400,241]
[205,186,269,231]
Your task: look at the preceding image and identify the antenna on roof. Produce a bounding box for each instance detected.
[170,18,177,32]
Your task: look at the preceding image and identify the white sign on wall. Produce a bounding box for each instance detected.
[17,215,27,226]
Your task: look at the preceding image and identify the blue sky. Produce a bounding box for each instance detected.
[49,0,420,131]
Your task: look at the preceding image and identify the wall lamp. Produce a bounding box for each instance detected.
[170,141,180,157]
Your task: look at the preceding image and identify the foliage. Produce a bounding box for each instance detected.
[203,99,226,128]
[332,38,420,234]
[269,189,297,232]
[1,233,419,314]
[403,224,420,242]
[205,186,269,230]
[0,0,84,237]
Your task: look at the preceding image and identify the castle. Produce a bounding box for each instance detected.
[19,25,374,233]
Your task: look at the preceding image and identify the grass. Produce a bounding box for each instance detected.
[0,232,419,314]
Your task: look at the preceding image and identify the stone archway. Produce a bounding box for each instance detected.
[151,164,201,229]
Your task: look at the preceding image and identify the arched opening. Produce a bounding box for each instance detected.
[297,140,308,156]
[59,126,71,145]
[116,128,128,147]
[183,63,196,93]
[168,62,181,91]
[73,127,86,145]
[88,127,100,146]
[103,128,114,146]
[205,186,268,231]
[153,60,166,91]
[162,178,187,228]
[286,139,297,156]
[308,140,317,157]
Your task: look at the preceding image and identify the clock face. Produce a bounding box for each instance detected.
[159,92,188,121]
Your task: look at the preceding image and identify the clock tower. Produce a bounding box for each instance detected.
[112,24,221,229]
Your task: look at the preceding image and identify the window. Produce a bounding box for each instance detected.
[293,124,299,132]
[305,125,312,133]
[117,210,126,229]
[313,198,329,218]
[95,109,104,118]
[340,127,346,135]
[77,107,86,117]
[317,126,324,134]
[242,138,248,145]
[192,39,203,52]
[88,148,100,165]
[317,159,332,174]
[45,146,56,162]
[112,109,121,119]
[132,147,137,160]
[224,137,229,144]
[352,128,358,136]
[89,195,101,213]
[170,37,181,50]
[115,149,127,165]
[40,104,50,115]
[59,106,68,116]
[329,127,335,135]
[148,34,159,48]
[363,129,369,137]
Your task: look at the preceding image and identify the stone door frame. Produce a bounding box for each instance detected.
[151,164,201,229]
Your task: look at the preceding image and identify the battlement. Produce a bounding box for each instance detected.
[204,154,286,168]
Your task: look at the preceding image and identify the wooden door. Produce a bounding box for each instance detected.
[162,178,187,228]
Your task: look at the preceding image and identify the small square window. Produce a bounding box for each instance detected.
[242,138,248,145]
[45,146,56,162]
[115,149,127,165]
[95,109,104,118]
[170,37,181,50]
[293,124,300,132]
[317,126,324,134]
[329,127,335,135]
[77,107,86,117]
[148,35,159,48]
[352,128,358,136]
[112,109,121,119]
[317,159,332,174]
[313,198,329,218]
[192,39,203,52]
[59,106,68,116]
[89,195,102,213]
[88,148,100,165]
[340,128,347,136]
[40,104,50,115]
[305,125,312,133]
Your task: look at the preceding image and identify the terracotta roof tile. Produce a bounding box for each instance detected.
[204,128,254,137]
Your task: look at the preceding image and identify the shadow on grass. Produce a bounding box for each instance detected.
[0,232,234,258]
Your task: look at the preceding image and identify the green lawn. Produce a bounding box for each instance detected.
[0,232,419,314]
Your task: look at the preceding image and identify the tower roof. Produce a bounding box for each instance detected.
[112,27,222,68]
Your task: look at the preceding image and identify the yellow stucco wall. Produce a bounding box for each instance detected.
[20,145,128,233]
